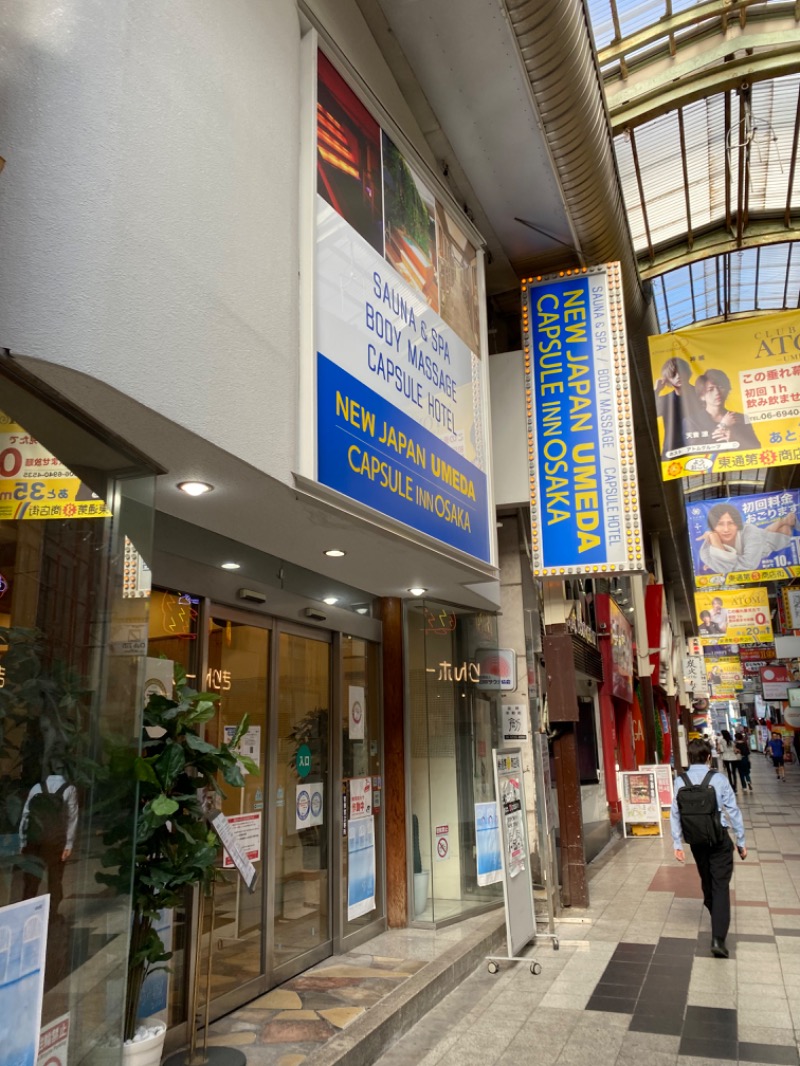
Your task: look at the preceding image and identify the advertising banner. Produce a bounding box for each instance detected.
[522,264,644,577]
[640,764,674,809]
[0,415,111,521]
[649,309,800,481]
[705,655,743,698]
[221,812,262,869]
[620,770,662,837]
[685,490,800,587]
[610,597,634,703]
[694,587,773,646]
[313,52,491,563]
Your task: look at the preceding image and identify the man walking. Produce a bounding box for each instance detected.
[671,738,746,959]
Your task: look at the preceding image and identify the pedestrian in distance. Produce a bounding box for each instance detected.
[719,728,740,792]
[19,760,79,916]
[767,730,786,781]
[671,737,746,959]
[735,731,752,792]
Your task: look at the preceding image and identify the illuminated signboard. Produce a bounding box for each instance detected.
[522,263,644,577]
[309,51,491,563]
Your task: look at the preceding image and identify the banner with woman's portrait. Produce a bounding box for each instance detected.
[686,490,800,587]
[649,310,800,481]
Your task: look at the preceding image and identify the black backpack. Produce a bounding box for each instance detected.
[676,770,727,847]
[26,780,69,849]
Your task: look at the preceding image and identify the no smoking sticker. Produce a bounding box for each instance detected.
[435,824,449,861]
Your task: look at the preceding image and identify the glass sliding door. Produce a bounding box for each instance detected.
[205,613,270,1009]
[273,627,331,975]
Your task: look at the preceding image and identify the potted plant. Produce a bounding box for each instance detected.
[97,663,255,1062]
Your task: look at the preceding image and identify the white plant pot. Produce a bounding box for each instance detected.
[122,1022,167,1066]
[413,870,429,916]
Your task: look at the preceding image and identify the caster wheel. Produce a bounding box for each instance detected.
[553,938,560,951]
[488,962,499,974]
[530,962,542,975]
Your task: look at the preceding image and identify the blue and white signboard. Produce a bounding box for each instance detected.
[0,895,49,1066]
[686,490,800,588]
[310,50,492,564]
[523,264,644,577]
[347,815,376,921]
[475,802,502,886]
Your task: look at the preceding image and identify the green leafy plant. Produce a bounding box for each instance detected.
[97,663,256,1041]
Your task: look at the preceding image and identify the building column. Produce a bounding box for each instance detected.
[543,621,588,908]
[376,597,407,927]
[552,725,588,907]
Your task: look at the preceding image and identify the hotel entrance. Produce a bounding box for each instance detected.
[146,586,383,1042]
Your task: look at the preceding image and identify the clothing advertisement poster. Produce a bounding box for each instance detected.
[475,802,502,886]
[347,816,376,920]
[0,895,50,1066]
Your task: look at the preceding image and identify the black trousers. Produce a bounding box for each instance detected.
[690,836,734,940]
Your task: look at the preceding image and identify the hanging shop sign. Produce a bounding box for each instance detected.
[522,263,644,577]
[309,51,491,563]
[474,646,517,691]
[760,664,791,700]
[650,309,800,481]
[0,414,111,521]
[783,587,800,632]
[685,490,800,587]
[685,653,709,696]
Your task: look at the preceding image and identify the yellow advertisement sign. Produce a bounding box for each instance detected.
[695,587,773,646]
[705,655,743,698]
[649,310,800,480]
[0,417,111,520]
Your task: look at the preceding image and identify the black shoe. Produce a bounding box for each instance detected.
[711,937,729,959]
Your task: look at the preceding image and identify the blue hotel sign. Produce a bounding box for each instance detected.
[522,264,643,577]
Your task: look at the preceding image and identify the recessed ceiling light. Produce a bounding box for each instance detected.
[323,596,338,605]
[178,481,214,496]
[221,562,240,570]
[408,587,427,597]
[355,607,368,615]
[324,549,346,558]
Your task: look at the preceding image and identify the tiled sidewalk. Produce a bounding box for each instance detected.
[373,752,800,1066]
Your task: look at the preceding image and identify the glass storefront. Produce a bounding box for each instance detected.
[406,600,503,923]
[0,383,156,1064]
[145,580,383,1038]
